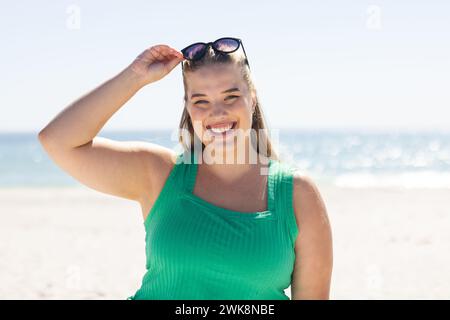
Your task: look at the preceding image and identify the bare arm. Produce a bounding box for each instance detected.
[291,173,333,300]
[39,67,143,149]
[38,45,184,202]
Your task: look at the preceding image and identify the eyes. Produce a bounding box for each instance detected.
[193,95,240,105]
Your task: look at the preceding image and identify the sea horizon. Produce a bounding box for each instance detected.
[1,128,450,189]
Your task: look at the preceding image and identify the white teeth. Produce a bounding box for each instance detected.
[209,123,233,133]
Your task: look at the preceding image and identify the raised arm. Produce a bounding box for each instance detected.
[38,45,184,202]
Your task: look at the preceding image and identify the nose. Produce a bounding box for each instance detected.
[209,102,229,117]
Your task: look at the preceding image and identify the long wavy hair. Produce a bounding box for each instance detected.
[177,45,281,163]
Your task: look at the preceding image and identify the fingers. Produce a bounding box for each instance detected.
[147,45,184,61]
[165,54,183,73]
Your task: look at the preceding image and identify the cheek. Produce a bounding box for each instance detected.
[189,108,206,126]
[188,108,208,135]
[189,106,205,116]
[227,100,249,115]
[234,103,253,124]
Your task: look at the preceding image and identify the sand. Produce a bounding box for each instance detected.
[1,184,449,299]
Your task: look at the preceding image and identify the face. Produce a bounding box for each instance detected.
[185,64,256,159]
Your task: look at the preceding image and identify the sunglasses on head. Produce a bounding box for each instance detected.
[180,37,251,71]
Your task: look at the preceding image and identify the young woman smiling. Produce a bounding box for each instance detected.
[38,37,333,300]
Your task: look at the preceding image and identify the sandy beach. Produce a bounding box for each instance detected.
[1,184,449,299]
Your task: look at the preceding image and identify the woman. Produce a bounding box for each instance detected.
[38,37,333,300]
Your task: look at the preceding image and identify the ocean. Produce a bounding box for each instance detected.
[1,129,450,188]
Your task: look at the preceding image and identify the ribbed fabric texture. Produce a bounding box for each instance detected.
[127,150,299,300]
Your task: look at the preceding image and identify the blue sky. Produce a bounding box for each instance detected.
[1,0,449,132]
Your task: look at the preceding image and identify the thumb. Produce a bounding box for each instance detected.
[165,56,184,73]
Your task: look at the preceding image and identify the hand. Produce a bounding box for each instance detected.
[127,44,185,86]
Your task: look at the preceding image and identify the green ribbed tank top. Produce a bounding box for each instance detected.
[127,150,299,300]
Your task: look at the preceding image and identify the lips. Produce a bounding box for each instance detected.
[204,121,238,140]
[206,121,237,130]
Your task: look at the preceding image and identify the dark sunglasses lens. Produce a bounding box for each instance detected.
[214,38,239,52]
[184,43,206,60]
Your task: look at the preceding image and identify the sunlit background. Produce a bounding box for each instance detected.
[1,0,449,300]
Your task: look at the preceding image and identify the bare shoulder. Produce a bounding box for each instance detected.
[291,170,331,235]
[135,142,178,195]
[135,142,178,170]
[133,142,178,218]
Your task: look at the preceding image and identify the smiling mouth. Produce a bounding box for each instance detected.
[206,121,237,132]
[205,121,237,137]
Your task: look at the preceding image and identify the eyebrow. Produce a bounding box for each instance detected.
[191,88,240,99]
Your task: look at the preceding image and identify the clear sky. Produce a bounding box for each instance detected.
[1,0,449,132]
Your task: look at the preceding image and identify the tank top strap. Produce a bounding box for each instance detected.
[266,158,276,212]
[179,149,198,193]
[270,159,300,248]
[170,149,198,194]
